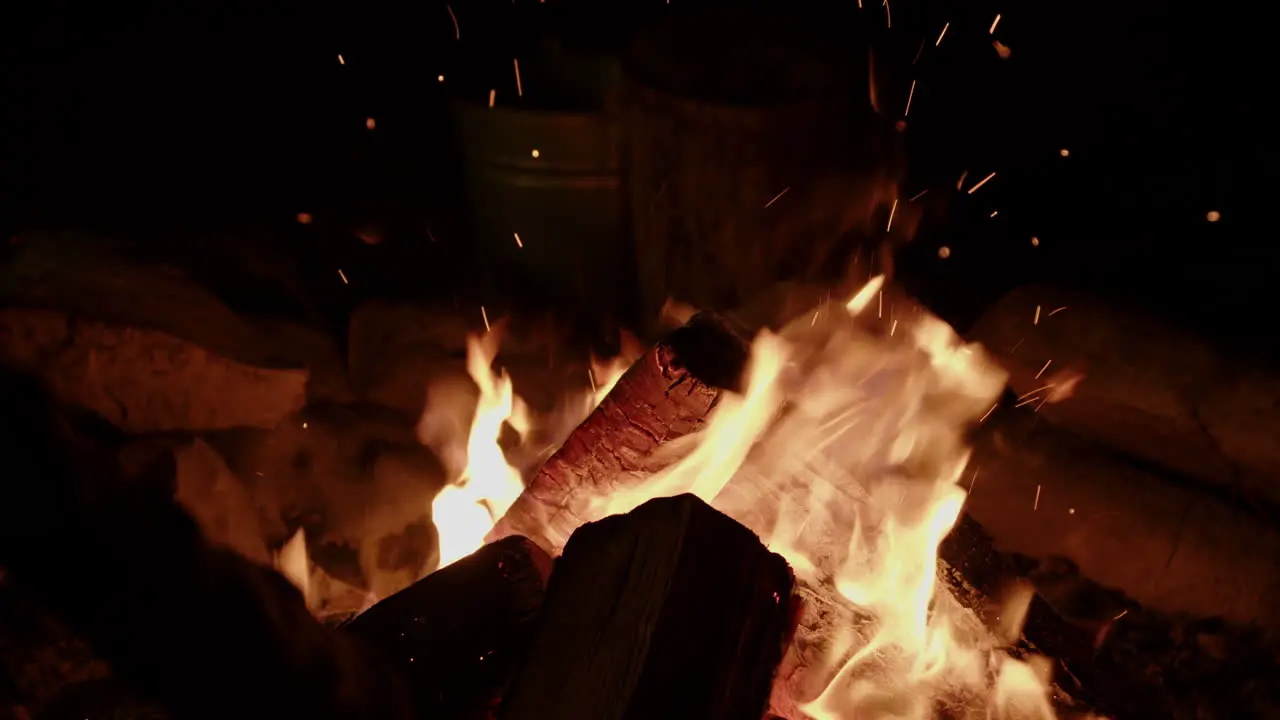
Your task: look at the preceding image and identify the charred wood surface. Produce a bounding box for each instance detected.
[342,535,552,720]
[500,494,797,720]
[943,515,1170,718]
[0,365,414,720]
[488,312,749,553]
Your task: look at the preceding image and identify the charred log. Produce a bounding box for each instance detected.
[488,312,749,552]
[0,365,414,720]
[342,535,553,720]
[500,494,798,720]
[944,514,1175,719]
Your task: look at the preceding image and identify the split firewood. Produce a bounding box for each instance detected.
[487,312,750,552]
[963,407,1280,634]
[0,365,414,720]
[500,494,797,720]
[968,284,1280,509]
[342,535,553,720]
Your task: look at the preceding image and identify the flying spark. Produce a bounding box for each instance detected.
[765,187,791,207]
[967,172,997,194]
[481,306,490,332]
[337,269,348,284]
[446,5,460,39]
[514,58,523,97]
[904,79,917,116]
[887,198,899,231]
[990,13,1002,34]
[936,22,950,46]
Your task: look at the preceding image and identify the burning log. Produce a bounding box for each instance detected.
[488,312,750,553]
[342,535,553,720]
[500,494,798,720]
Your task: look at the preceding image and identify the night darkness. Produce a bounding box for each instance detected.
[2,0,1269,352]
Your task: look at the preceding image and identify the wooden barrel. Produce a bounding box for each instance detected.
[621,9,902,324]
[451,99,625,312]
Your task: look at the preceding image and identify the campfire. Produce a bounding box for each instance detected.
[277,276,1062,718]
[3,266,1278,719]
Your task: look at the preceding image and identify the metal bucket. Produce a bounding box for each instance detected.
[451,100,624,311]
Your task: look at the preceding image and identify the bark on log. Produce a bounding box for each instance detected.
[0,307,307,432]
[500,494,797,720]
[488,312,750,553]
[0,366,414,720]
[968,284,1280,509]
[343,535,552,720]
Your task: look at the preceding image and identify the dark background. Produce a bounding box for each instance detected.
[1,0,1268,354]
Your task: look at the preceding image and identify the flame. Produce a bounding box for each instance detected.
[427,326,638,571]
[430,331,525,569]
[525,276,1066,718]
[275,527,311,607]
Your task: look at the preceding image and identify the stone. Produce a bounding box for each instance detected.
[348,299,596,417]
[0,307,308,432]
[968,285,1280,507]
[208,403,446,599]
[173,439,279,566]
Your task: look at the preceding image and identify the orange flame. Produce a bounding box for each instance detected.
[510,277,1066,718]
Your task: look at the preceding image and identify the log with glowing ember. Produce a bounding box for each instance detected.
[483,276,1075,719]
[502,494,799,720]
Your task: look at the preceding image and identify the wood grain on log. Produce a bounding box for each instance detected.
[488,312,749,553]
[343,535,552,720]
[0,307,307,432]
[968,284,1280,509]
[500,494,796,720]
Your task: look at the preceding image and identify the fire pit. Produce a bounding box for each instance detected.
[10,270,1276,720]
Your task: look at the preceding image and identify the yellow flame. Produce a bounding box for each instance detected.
[428,328,637,571]
[430,332,525,569]
[275,527,311,607]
